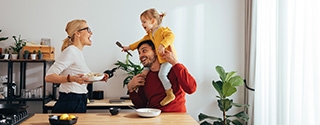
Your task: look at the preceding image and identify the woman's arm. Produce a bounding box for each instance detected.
[45,73,89,84]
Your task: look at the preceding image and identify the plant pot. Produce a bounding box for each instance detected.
[4,54,9,59]
[11,54,18,59]
[37,54,43,60]
[30,54,37,60]
[23,54,29,59]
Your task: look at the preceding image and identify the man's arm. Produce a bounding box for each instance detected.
[171,64,197,94]
[163,49,197,94]
[127,74,148,108]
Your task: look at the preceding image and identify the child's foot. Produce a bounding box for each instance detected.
[160,88,175,106]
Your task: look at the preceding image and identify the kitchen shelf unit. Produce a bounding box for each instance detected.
[0,59,54,113]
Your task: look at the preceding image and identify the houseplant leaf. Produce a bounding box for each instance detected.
[215,66,226,82]
[198,113,222,122]
[232,102,249,108]
[212,80,223,98]
[218,99,233,112]
[225,71,236,82]
[226,111,249,122]
[231,120,242,125]
[229,76,244,87]
[222,81,237,98]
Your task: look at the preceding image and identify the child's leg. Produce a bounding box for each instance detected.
[159,62,175,106]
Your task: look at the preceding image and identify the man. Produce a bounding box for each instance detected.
[127,40,197,112]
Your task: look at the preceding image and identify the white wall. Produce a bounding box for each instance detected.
[0,0,245,121]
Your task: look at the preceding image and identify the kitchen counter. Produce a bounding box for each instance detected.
[44,99,133,112]
[21,112,199,125]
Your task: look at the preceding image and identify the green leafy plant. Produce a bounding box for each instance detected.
[24,50,29,54]
[32,50,37,54]
[198,65,249,125]
[37,50,42,54]
[4,48,10,54]
[10,35,26,54]
[0,30,8,42]
[23,50,30,59]
[37,50,43,59]
[114,54,144,87]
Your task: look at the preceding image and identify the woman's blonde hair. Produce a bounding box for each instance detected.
[140,8,166,25]
[61,19,87,51]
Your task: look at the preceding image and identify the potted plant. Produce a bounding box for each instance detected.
[10,35,26,59]
[113,54,144,87]
[3,48,10,59]
[23,50,30,59]
[198,65,249,125]
[30,50,37,60]
[37,50,43,60]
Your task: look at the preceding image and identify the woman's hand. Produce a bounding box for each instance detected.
[72,74,90,84]
[101,73,109,82]
[127,74,146,93]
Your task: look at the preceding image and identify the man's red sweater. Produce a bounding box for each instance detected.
[129,63,197,112]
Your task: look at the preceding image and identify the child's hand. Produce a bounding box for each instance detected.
[122,46,130,52]
[158,45,165,56]
[162,47,178,65]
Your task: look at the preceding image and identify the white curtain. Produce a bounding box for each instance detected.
[253,0,320,125]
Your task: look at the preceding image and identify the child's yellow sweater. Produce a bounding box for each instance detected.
[129,26,176,64]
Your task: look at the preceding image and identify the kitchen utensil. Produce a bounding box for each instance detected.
[49,115,78,125]
[109,107,121,115]
[116,41,132,56]
[135,108,161,118]
[128,105,137,110]
[103,67,119,78]
[83,72,104,82]
[0,104,28,114]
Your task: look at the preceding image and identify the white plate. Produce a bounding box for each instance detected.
[136,108,161,118]
[83,72,104,82]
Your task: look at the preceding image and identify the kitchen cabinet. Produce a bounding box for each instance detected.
[0,59,54,113]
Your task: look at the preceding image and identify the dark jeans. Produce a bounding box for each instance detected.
[52,92,87,113]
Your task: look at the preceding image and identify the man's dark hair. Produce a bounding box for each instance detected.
[137,40,155,50]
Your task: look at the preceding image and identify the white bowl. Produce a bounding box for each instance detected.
[83,72,104,82]
[136,108,161,118]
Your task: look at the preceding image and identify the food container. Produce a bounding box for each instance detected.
[109,107,121,115]
[48,115,78,125]
[136,108,161,118]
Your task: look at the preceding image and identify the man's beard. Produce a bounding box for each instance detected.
[141,55,157,68]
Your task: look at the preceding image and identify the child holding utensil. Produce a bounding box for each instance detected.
[122,8,176,106]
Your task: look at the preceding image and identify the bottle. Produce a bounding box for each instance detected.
[103,67,118,78]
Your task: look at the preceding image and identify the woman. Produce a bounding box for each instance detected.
[45,19,108,113]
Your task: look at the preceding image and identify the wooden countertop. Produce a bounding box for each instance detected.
[45,99,133,107]
[21,112,199,125]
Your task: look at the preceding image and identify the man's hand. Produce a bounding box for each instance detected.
[162,47,178,65]
[127,74,146,93]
